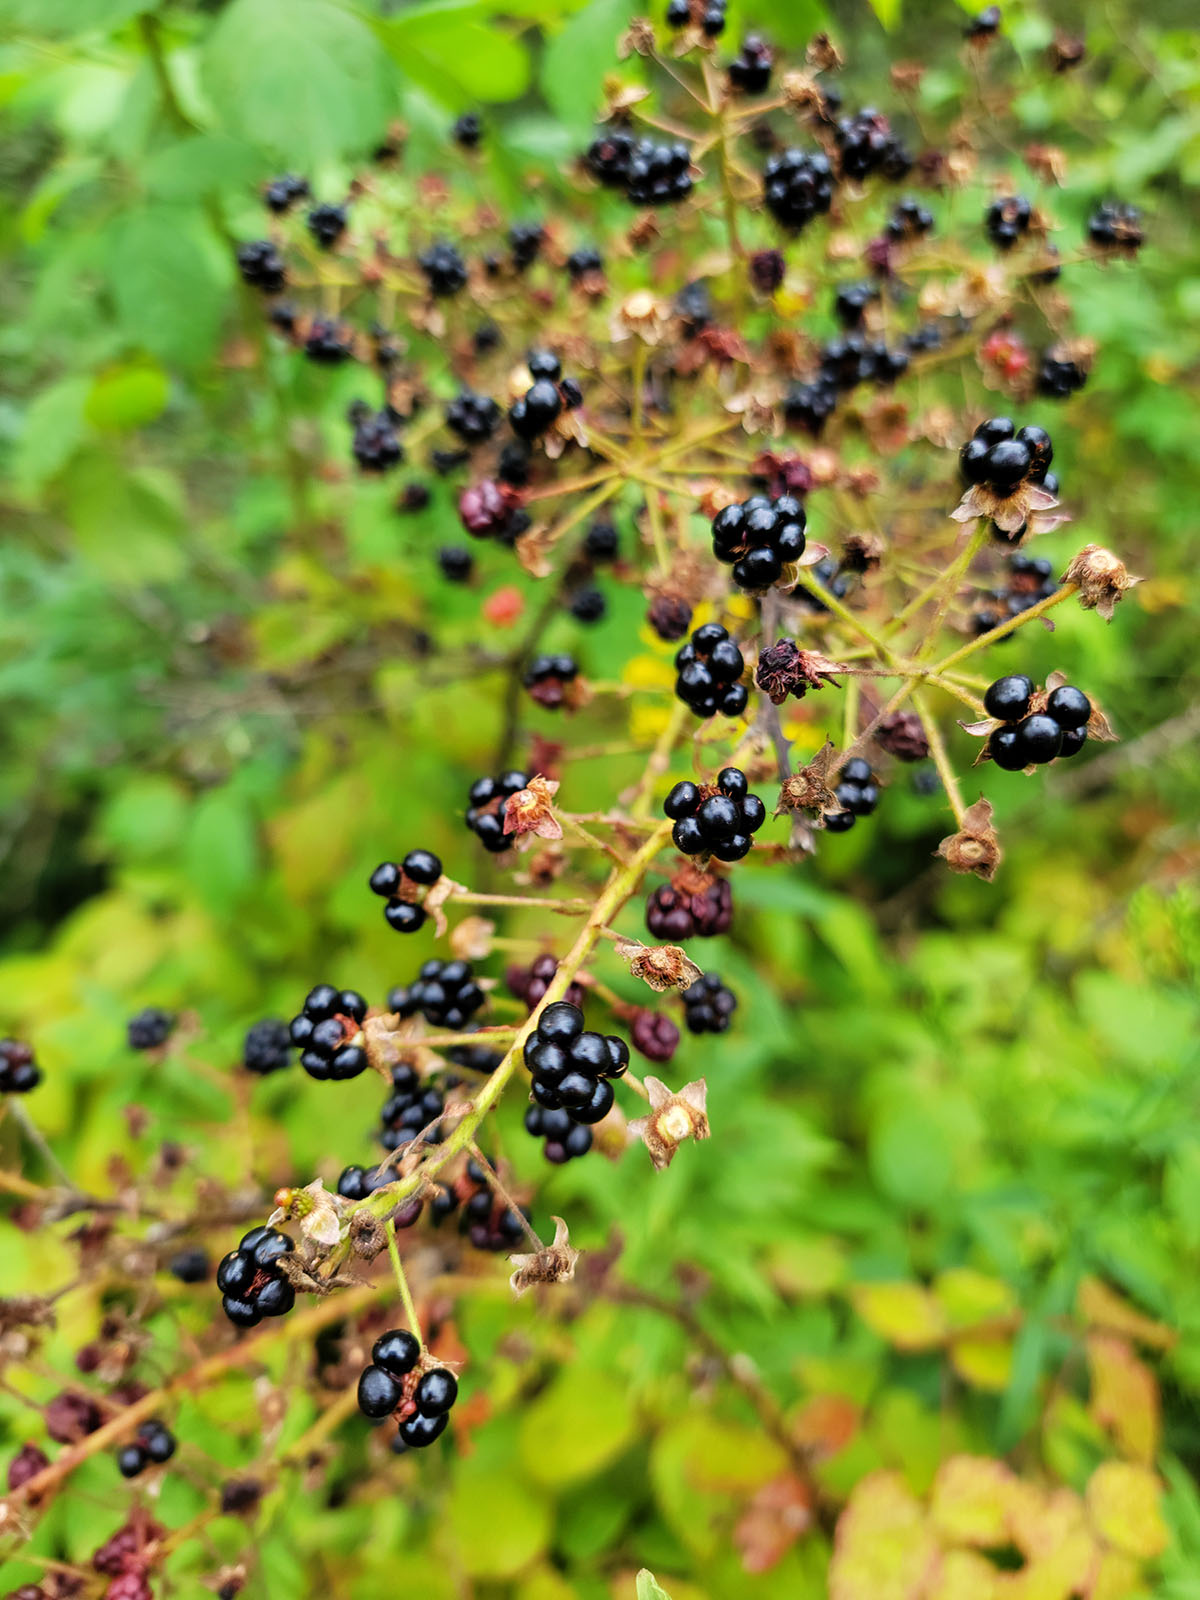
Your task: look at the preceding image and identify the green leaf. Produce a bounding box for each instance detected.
[185,790,259,915]
[202,0,394,162]
[539,0,629,133]
[378,12,530,105]
[107,209,229,367]
[637,1573,674,1600]
[11,376,89,497]
[84,362,169,431]
[0,0,148,36]
[866,0,902,28]
[65,450,187,586]
[447,1459,551,1579]
[518,1367,638,1488]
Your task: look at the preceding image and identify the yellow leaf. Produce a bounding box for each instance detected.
[1077,1277,1175,1350]
[926,1550,998,1600]
[1090,1549,1150,1600]
[934,1268,1017,1331]
[829,1471,939,1600]
[765,1235,846,1297]
[950,1335,1013,1392]
[630,702,672,745]
[851,1282,945,1351]
[1087,1334,1160,1463]
[621,653,676,690]
[929,1455,1017,1547]
[1086,1462,1168,1560]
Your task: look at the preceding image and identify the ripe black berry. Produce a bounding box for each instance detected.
[451,112,482,149]
[524,652,578,709]
[509,377,563,441]
[1038,352,1087,399]
[762,147,835,231]
[305,203,347,250]
[288,986,368,1081]
[352,412,403,473]
[357,1364,402,1419]
[418,241,468,297]
[566,246,604,281]
[524,1001,626,1118]
[1087,201,1143,252]
[509,221,545,272]
[833,281,878,328]
[825,758,881,833]
[389,959,484,1032]
[674,622,747,718]
[885,196,934,241]
[624,140,693,206]
[1045,684,1091,730]
[984,674,1034,722]
[728,35,772,93]
[263,174,309,212]
[783,378,838,433]
[585,128,636,189]
[241,1018,292,1076]
[438,546,474,583]
[710,494,807,591]
[0,1039,41,1094]
[681,972,737,1034]
[218,1227,295,1328]
[128,1008,173,1051]
[960,418,1051,496]
[989,712,1063,769]
[984,194,1032,251]
[236,240,286,293]
[446,389,501,445]
[304,317,353,364]
[465,768,529,852]
[373,1329,420,1378]
[398,1410,448,1448]
[369,850,442,934]
[664,767,765,861]
[568,587,607,624]
[168,1247,209,1283]
[836,109,911,181]
[525,1103,594,1164]
[414,1368,458,1415]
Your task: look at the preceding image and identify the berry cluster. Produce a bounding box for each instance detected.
[446,388,501,445]
[681,972,737,1035]
[418,240,468,297]
[762,148,835,231]
[506,954,585,1012]
[836,109,911,181]
[217,1226,296,1328]
[960,417,1053,496]
[0,1039,41,1094]
[985,676,1091,769]
[117,1420,176,1480]
[1088,200,1143,252]
[242,1018,292,1075]
[288,985,369,1080]
[985,194,1033,251]
[819,330,908,391]
[524,652,579,709]
[509,350,579,440]
[306,201,347,250]
[728,34,772,93]
[389,960,484,1031]
[458,478,530,545]
[456,1156,529,1251]
[974,552,1059,631]
[351,410,403,473]
[236,239,286,293]
[667,0,725,32]
[524,1102,594,1164]
[465,769,530,852]
[885,196,934,240]
[524,1001,627,1123]
[711,495,807,591]
[127,1007,173,1051]
[663,769,766,861]
[368,848,444,934]
[674,622,748,718]
[377,1059,446,1154]
[825,757,881,834]
[1038,350,1088,399]
[451,112,482,149]
[645,871,733,940]
[630,1009,681,1062]
[357,1329,458,1449]
[263,173,309,212]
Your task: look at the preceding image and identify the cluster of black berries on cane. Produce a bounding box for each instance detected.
[681,973,737,1035]
[369,849,443,934]
[289,985,368,1080]
[242,1018,292,1076]
[985,677,1092,769]
[389,960,484,1031]
[960,418,1054,495]
[525,1103,595,1164]
[664,769,766,861]
[524,1002,627,1126]
[376,1059,446,1154]
[524,653,579,709]
[465,769,529,852]
[217,1227,296,1328]
[825,759,881,835]
[456,1157,529,1251]
[116,1421,176,1480]
[357,1328,458,1450]
[711,496,807,591]
[646,870,733,941]
[674,623,748,718]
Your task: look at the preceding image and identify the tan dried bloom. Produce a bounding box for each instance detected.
[776,740,841,819]
[268,1179,344,1251]
[503,774,563,841]
[890,61,925,93]
[806,33,843,71]
[614,289,672,346]
[936,797,1003,882]
[450,916,495,962]
[617,19,656,58]
[348,1209,387,1261]
[953,479,1058,537]
[509,1216,579,1297]
[779,70,825,114]
[1062,545,1141,621]
[1024,143,1067,186]
[628,1077,711,1170]
[613,937,703,993]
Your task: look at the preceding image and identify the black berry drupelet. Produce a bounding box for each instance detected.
[305,203,347,250]
[438,545,474,583]
[833,281,879,327]
[352,412,403,473]
[984,674,1034,723]
[523,1001,627,1123]
[525,1102,594,1164]
[217,1226,296,1328]
[369,848,443,934]
[646,873,732,940]
[418,241,468,297]
[465,769,529,853]
[569,587,607,624]
[885,196,934,241]
[666,0,692,21]
[524,652,579,710]
[236,241,286,293]
[825,758,881,834]
[710,494,807,591]
[509,377,563,441]
[0,1040,41,1094]
[984,195,1032,251]
[288,985,369,1080]
[263,174,309,212]
[451,112,482,149]
[446,389,501,445]
[965,5,1002,37]
[624,140,694,206]
[681,972,737,1035]
[762,147,835,231]
[959,418,1052,496]
[389,960,484,1032]
[664,767,766,861]
[128,1008,173,1051]
[728,35,772,93]
[566,246,604,281]
[584,128,636,189]
[242,1018,292,1076]
[674,622,748,718]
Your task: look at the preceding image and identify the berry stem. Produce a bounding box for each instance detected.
[913,522,992,663]
[465,1144,542,1251]
[384,1219,425,1349]
[932,582,1077,673]
[912,688,967,827]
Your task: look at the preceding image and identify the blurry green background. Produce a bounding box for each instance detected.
[0,0,1198,1595]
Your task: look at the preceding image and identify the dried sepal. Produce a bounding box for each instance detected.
[1062,544,1141,621]
[616,21,655,59]
[952,480,1058,534]
[776,739,840,818]
[509,1216,579,1297]
[936,797,1003,881]
[628,1077,710,1170]
[613,937,702,993]
[755,640,845,705]
[514,521,555,579]
[806,33,843,71]
[449,916,495,962]
[503,774,563,841]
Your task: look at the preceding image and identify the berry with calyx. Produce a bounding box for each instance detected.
[985,194,1032,251]
[568,586,607,623]
[373,1328,420,1377]
[523,1001,626,1117]
[263,173,309,212]
[415,1368,457,1415]
[1087,201,1143,253]
[506,954,585,1012]
[885,196,934,241]
[1038,351,1088,399]
[451,112,482,149]
[528,350,562,381]
[710,494,807,591]
[984,674,1034,722]
[465,768,530,852]
[446,389,501,445]
[584,128,636,189]
[664,767,766,861]
[989,712,1063,769]
[438,546,474,583]
[566,246,605,282]
[647,593,693,642]
[305,203,347,250]
[965,5,1001,37]
[0,1039,41,1094]
[509,221,545,272]
[836,108,911,181]
[728,35,773,93]
[959,418,1051,496]
[303,317,353,364]
[833,281,878,327]
[236,240,286,293]
[674,622,748,718]
[389,959,483,1032]
[168,1247,209,1283]
[128,1008,173,1052]
[288,986,368,1081]
[524,652,579,709]
[762,147,835,231]
[631,1009,680,1062]
[217,1227,296,1328]
[624,140,693,206]
[369,848,442,934]
[352,412,403,473]
[418,241,468,297]
[682,972,737,1034]
[242,1018,292,1076]
[509,377,563,441]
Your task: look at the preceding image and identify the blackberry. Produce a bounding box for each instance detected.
[506,953,585,1012]
[217,1226,296,1328]
[446,389,501,445]
[728,34,772,93]
[1008,552,1058,603]
[438,546,474,583]
[710,494,807,591]
[647,593,694,642]
[674,622,748,718]
[762,147,835,231]
[524,1102,593,1164]
[242,1018,292,1076]
[1037,353,1087,399]
[681,972,737,1034]
[749,249,786,294]
[465,769,529,853]
[984,195,1032,251]
[400,483,431,514]
[988,712,1062,769]
[0,1039,41,1094]
[568,587,607,623]
[116,1421,176,1479]
[369,849,443,935]
[584,129,636,190]
[625,140,694,206]
[459,478,522,541]
[836,110,911,182]
[305,203,347,250]
[288,985,369,1081]
[645,873,732,940]
[885,197,934,241]
[664,767,766,861]
[700,2,726,35]
[523,1001,626,1120]
[1087,201,1143,252]
[304,318,353,364]
[236,240,286,293]
[584,520,618,562]
[447,1033,504,1075]
[524,652,579,709]
[959,418,1051,496]
[674,280,713,336]
[473,320,501,354]
[168,1247,209,1283]
[666,0,691,21]
[833,281,879,328]
[389,960,484,1032]
[566,246,604,281]
[905,324,942,355]
[509,221,545,272]
[825,757,880,834]
[965,4,1001,36]
[451,112,482,149]
[630,1009,680,1062]
[357,1364,402,1419]
[509,378,563,441]
[352,412,403,473]
[128,1008,173,1052]
[263,174,309,213]
[783,378,838,433]
[418,241,468,297]
[1045,684,1091,731]
[984,674,1034,722]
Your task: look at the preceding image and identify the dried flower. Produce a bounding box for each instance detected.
[936,797,1003,880]
[613,937,702,993]
[776,740,842,819]
[503,774,563,841]
[509,1216,579,1297]
[628,1077,710,1170]
[1062,544,1141,621]
[755,640,845,704]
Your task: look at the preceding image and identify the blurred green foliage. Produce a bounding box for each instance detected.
[0,0,1199,1596]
